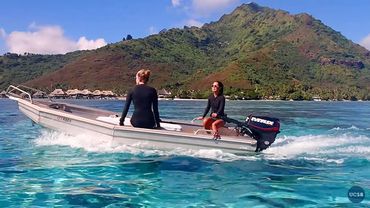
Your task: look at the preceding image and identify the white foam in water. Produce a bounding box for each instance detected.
[34,130,370,163]
[320,146,370,155]
[166,148,257,162]
[265,134,370,163]
[34,130,254,162]
[35,130,115,152]
[35,130,167,155]
[330,125,360,131]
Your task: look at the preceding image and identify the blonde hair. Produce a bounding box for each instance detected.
[137,69,151,83]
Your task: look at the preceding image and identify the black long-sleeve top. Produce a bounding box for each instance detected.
[121,84,160,128]
[202,94,225,118]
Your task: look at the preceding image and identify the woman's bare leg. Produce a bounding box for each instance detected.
[203,117,214,130]
[212,119,225,136]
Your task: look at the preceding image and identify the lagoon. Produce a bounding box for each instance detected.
[0,99,369,207]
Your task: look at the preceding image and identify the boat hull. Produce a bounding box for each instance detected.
[13,97,257,154]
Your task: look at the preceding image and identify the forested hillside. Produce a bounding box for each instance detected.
[1,3,370,100]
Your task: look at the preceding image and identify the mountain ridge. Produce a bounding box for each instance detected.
[1,2,370,100]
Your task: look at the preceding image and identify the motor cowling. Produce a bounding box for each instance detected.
[244,115,280,152]
[221,115,280,152]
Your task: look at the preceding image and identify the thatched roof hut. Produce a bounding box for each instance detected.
[158,89,172,98]
[81,89,92,96]
[79,89,93,99]
[102,90,115,97]
[49,89,66,98]
[92,90,102,95]
[66,89,83,97]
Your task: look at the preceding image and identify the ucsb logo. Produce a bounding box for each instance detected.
[247,117,274,126]
[348,186,365,203]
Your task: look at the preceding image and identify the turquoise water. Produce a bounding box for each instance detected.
[0,99,369,207]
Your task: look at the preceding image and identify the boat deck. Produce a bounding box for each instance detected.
[6,85,261,153]
[34,99,241,138]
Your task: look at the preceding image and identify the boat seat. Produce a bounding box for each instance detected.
[96,115,182,131]
[49,103,72,113]
[194,126,239,137]
[193,129,213,135]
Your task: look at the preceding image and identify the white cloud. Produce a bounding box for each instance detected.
[149,26,157,35]
[192,0,239,16]
[0,28,6,38]
[170,0,234,28]
[5,24,107,54]
[185,19,203,27]
[77,37,106,50]
[172,0,181,7]
[360,34,370,50]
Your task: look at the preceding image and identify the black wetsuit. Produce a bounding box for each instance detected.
[202,94,226,118]
[120,84,160,128]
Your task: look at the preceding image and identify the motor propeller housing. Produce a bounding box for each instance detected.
[223,115,280,152]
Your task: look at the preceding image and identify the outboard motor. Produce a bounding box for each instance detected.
[245,115,280,152]
[222,115,280,152]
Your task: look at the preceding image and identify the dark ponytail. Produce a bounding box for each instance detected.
[216,81,224,96]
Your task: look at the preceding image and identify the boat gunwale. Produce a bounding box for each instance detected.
[12,96,257,146]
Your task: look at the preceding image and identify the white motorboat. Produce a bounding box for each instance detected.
[6,85,280,154]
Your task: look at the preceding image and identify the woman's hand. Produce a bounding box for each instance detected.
[195,116,204,120]
[211,113,217,118]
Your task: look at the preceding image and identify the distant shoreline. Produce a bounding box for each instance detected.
[172,98,207,101]
[0,96,367,102]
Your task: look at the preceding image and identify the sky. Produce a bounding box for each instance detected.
[1,0,370,55]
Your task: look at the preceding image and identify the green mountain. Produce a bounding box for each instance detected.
[1,3,370,100]
[0,51,85,90]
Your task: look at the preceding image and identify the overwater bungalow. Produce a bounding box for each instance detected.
[92,90,103,99]
[49,88,116,99]
[66,89,83,99]
[81,89,93,99]
[49,89,66,99]
[158,89,172,99]
[101,90,116,99]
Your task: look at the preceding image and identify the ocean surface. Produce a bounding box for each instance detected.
[0,98,369,207]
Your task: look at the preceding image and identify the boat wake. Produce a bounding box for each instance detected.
[330,125,360,131]
[34,130,370,163]
[265,134,370,163]
[33,130,255,162]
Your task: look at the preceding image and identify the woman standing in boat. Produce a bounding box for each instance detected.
[196,81,226,139]
[120,69,161,129]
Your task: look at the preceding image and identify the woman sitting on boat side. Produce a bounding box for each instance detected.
[196,81,226,139]
[119,69,161,129]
